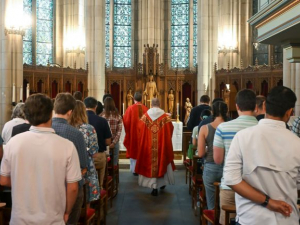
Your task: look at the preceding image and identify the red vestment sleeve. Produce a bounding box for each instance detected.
[135,113,175,178]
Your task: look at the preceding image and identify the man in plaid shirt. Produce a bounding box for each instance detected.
[100,97,123,166]
[292,116,300,137]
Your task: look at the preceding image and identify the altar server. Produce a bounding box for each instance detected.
[123,92,148,174]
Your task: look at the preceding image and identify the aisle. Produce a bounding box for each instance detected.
[107,165,199,225]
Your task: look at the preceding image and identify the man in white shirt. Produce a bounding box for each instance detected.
[1,103,26,144]
[224,86,300,225]
[0,94,82,225]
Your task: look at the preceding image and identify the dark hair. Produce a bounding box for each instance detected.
[266,86,296,118]
[54,93,76,114]
[200,95,210,103]
[96,101,104,115]
[24,94,53,126]
[212,101,228,121]
[134,92,142,102]
[256,95,266,110]
[84,97,98,109]
[73,91,83,101]
[212,98,224,104]
[104,97,119,117]
[200,109,211,121]
[235,89,256,111]
[103,94,113,103]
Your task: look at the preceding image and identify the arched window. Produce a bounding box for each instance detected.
[23,0,54,66]
[193,0,197,67]
[171,0,189,68]
[113,0,132,68]
[105,0,110,67]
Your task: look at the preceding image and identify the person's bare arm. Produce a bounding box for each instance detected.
[213,146,224,164]
[64,182,79,223]
[198,126,207,157]
[0,176,11,187]
[105,138,111,146]
[229,181,292,217]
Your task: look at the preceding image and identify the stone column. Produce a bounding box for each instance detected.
[136,0,167,63]
[0,0,24,131]
[63,0,85,69]
[85,0,105,101]
[283,48,300,116]
[218,0,252,69]
[198,0,218,99]
[55,0,63,66]
[295,63,300,116]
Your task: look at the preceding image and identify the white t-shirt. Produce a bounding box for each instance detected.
[0,126,82,225]
[1,118,26,144]
[224,119,300,225]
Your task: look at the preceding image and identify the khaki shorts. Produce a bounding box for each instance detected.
[219,188,236,225]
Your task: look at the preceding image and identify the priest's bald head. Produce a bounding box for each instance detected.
[151,98,160,108]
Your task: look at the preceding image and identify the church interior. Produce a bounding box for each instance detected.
[1,0,300,224]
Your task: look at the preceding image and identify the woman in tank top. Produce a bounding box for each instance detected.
[198,101,228,210]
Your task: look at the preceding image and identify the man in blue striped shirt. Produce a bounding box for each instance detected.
[213,89,258,225]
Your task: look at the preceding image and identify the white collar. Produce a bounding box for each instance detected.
[147,107,165,121]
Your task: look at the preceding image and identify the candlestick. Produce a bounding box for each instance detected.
[123,103,125,115]
[26,84,30,99]
[12,83,16,103]
[177,103,179,115]
[20,85,23,102]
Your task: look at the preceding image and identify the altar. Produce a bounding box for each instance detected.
[119,121,183,152]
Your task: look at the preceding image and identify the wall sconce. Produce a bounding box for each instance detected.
[66,47,86,55]
[218,46,238,55]
[5,27,25,36]
[5,8,31,36]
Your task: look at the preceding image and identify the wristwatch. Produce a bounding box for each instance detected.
[261,194,270,207]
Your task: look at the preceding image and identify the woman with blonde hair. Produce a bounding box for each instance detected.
[69,100,100,204]
[100,97,123,166]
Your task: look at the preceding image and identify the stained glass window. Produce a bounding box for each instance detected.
[171,0,189,68]
[113,0,132,68]
[193,0,197,67]
[22,0,54,66]
[105,0,110,67]
[23,0,33,65]
[36,0,54,65]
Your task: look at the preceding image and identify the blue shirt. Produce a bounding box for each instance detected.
[0,135,3,145]
[213,115,258,189]
[52,117,87,186]
[86,110,112,152]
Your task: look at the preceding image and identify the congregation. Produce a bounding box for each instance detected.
[0,85,300,225]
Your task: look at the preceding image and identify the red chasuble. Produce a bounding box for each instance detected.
[123,103,148,159]
[135,113,175,178]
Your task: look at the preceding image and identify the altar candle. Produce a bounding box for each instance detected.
[123,103,125,115]
[177,103,179,115]
[26,84,30,98]
[12,83,16,102]
[20,85,23,101]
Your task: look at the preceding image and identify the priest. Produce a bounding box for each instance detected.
[135,98,175,196]
[123,92,148,175]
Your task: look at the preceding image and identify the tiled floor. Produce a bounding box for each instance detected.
[107,164,200,225]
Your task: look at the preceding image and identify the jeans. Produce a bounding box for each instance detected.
[113,142,120,166]
[203,162,223,210]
